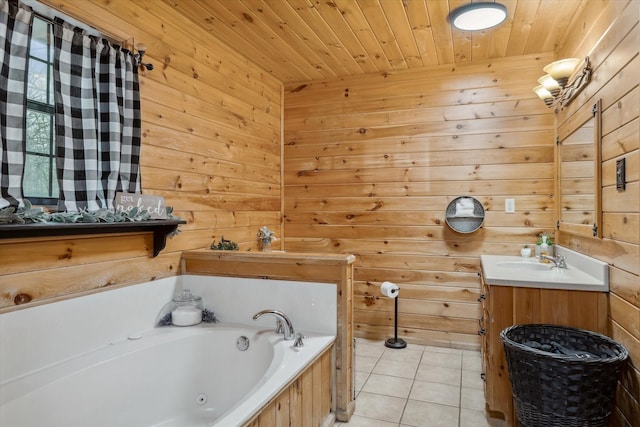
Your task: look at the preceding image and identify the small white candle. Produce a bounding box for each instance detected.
[172,306,202,326]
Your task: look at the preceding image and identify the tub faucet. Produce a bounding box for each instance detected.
[253,310,295,340]
[541,255,567,268]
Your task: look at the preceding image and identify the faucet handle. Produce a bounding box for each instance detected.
[293,332,306,348]
[275,319,285,334]
[557,255,567,268]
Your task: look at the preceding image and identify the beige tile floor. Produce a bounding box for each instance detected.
[335,338,508,427]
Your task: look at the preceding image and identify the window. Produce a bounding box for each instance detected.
[1,2,142,212]
[24,16,58,205]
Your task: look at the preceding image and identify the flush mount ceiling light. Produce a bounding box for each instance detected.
[448,2,508,31]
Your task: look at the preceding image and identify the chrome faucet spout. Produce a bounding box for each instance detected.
[540,255,567,268]
[253,310,295,340]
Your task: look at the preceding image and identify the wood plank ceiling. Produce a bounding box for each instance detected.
[163,0,588,84]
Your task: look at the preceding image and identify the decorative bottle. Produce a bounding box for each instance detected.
[539,235,549,262]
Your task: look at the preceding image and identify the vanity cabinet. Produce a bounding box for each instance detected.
[479,274,608,425]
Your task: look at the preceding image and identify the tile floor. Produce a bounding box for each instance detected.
[335,338,508,427]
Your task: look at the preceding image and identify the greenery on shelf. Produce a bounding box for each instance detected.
[210,236,239,251]
[0,200,178,225]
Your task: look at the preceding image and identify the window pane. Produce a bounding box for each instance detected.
[51,161,59,198]
[24,17,56,204]
[49,66,54,104]
[24,154,53,198]
[27,58,49,103]
[26,110,52,154]
[30,18,50,61]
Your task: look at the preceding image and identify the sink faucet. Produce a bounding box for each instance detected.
[540,255,567,268]
[253,310,295,340]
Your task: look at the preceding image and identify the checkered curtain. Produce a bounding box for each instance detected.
[53,19,141,212]
[0,0,32,209]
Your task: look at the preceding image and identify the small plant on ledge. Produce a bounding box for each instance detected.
[257,226,277,252]
[210,236,239,251]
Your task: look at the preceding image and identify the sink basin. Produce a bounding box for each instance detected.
[481,247,609,292]
[496,261,554,272]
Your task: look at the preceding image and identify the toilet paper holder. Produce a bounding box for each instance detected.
[380,281,407,349]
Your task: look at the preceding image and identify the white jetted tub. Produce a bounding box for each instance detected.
[1,325,333,426]
[0,275,337,427]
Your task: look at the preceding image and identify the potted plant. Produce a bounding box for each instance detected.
[257,226,277,251]
[210,236,239,251]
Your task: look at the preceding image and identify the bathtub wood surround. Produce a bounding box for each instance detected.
[243,348,333,427]
[1,276,336,426]
[181,250,356,422]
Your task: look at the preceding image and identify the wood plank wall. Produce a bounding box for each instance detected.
[2,1,637,423]
[283,53,557,349]
[0,0,283,310]
[556,1,640,425]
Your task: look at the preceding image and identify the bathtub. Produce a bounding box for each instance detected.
[1,324,334,427]
[0,275,337,427]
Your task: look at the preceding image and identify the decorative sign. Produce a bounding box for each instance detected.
[114,192,167,219]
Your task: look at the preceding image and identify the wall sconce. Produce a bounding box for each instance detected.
[135,43,154,71]
[533,57,591,110]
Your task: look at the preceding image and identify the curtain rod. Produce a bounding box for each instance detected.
[19,0,152,70]
[20,0,131,47]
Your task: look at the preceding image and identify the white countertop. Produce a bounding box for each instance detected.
[481,247,609,292]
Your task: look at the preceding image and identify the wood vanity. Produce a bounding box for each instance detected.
[479,251,609,425]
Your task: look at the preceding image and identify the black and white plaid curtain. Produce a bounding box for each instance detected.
[0,2,142,211]
[0,0,32,209]
[53,19,141,212]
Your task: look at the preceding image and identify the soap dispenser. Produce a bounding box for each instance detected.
[170,289,203,326]
[539,235,549,262]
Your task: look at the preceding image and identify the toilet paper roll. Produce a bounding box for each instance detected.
[380,281,400,298]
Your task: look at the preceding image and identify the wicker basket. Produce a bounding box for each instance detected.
[500,324,628,427]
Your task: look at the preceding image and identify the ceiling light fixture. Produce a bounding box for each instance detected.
[533,57,591,110]
[448,2,508,31]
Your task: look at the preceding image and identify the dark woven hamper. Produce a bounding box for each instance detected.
[500,324,628,427]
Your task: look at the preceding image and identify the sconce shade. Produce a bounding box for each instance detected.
[537,74,561,96]
[448,2,507,31]
[543,58,580,86]
[533,85,553,101]
[537,74,559,90]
